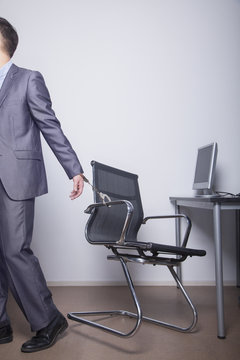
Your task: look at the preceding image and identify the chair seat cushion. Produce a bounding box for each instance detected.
[123,241,206,257]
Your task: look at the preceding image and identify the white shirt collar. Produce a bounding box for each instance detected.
[0,59,13,79]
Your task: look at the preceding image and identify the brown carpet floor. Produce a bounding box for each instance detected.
[1,286,240,360]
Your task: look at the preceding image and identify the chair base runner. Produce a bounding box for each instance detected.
[67,257,198,337]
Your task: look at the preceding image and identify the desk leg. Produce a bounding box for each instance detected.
[213,204,225,339]
[175,203,182,281]
[236,210,240,287]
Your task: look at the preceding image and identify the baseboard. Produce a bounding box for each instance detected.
[47,280,236,287]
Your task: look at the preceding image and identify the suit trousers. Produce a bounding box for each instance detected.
[0,180,58,331]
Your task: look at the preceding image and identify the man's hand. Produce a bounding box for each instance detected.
[70,174,84,200]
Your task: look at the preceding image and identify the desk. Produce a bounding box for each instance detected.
[170,196,240,339]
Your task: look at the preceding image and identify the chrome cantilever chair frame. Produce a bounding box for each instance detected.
[68,161,206,337]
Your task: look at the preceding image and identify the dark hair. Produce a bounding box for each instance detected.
[0,18,18,57]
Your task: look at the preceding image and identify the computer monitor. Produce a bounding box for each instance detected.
[192,142,218,195]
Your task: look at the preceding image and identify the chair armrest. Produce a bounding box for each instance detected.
[84,200,134,245]
[142,214,191,248]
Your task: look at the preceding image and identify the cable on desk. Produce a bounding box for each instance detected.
[215,191,240,197]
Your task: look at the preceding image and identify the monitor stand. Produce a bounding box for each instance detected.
[194,189,221,198]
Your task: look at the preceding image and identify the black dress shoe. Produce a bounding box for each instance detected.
[0,325,13,344]
[21,313,68,353]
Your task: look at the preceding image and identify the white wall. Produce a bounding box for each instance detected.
[2,0,240,284]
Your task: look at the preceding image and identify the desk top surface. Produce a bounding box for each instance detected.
[169,196,240,204]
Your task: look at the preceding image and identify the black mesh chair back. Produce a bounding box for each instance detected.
[86,161,144,244]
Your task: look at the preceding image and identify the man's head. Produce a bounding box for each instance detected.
[0,18,18,58]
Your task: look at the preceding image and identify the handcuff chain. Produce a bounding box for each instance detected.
[81,174,111,205]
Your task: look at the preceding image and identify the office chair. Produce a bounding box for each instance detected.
[68,161,206,337]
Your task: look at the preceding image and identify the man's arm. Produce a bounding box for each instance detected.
[27,70,84,198]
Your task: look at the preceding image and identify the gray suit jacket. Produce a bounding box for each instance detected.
[0,64,83,200]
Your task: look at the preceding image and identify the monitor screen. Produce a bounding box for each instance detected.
[193,143,218,191]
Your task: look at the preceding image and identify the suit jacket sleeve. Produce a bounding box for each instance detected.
[26,70,83,179]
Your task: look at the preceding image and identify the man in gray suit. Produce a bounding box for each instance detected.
[0,18,84,352]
